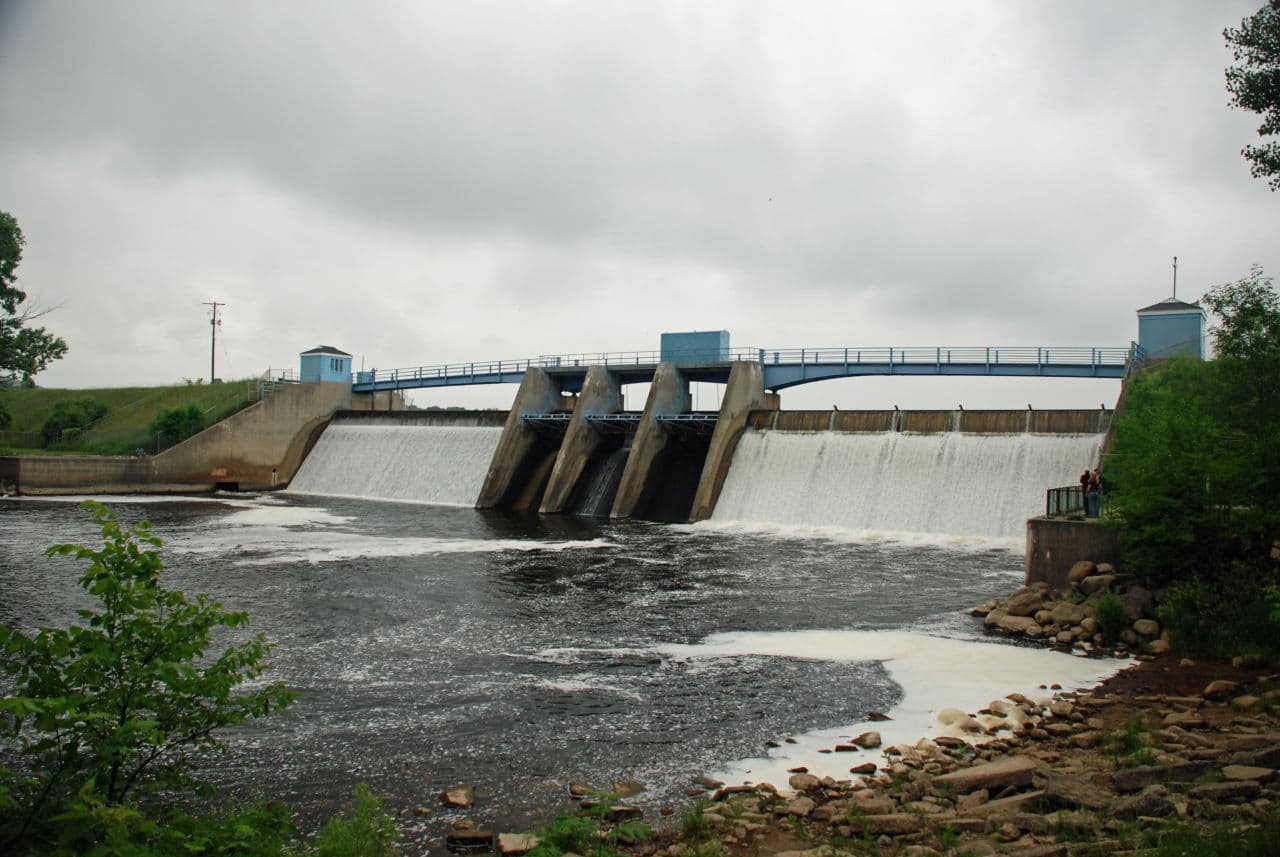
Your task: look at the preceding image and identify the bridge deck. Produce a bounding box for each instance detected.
[352,345,1138,394]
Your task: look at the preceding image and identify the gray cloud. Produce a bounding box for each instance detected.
[0,0,1276,409]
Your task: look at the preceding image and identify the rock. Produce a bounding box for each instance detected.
[441,785,476,808]
[788,773,821,791]
[1066,560,1096,586]
[1188,780,1261,801]
[446,824,494,852]
[1120,628,1139,646]
[612,780,645,797]
[854,731,882,749]
[1079,574,1117,596]
[1050,603,1087,626]
[1049,700,1075,718]
[849,762,878,775]
[1231,695,1261,711]
[1133,619,1160,637]
[833,744,858,752]
[497,834,540,856]
[1035,770,1112,810]
[1005,591,1046,617]
[1150,639,1172,654]
[1080,617,1099,634]
[1096,562,1116,574]
[782,796,816,817]
[983,608,1008,628]
[955,789,989,813]
[1035,609,1055,625]
[1110,762,1211,792]
[695,775,724,789]
[1232,747,1280,769]
[857,814,922,835]
[1110,784,1173,818]
[1221,764,1275,782]
[1204,680,1242,701]
[567,782,596,797]
[1123,585,1154,619]
[1055,630,1074,645]
[867,711,892,721]
[933,755,1039,793]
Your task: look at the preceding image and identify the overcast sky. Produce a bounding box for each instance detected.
[1,1,1277,410]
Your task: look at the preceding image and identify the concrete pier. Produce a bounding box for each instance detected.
[476,368,573,509]
[539,366,621,514]
[610,363,691,520]
[688,361,772,523]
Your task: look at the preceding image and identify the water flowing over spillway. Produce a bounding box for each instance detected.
[712,430,1101,539]
[288,423,502,506]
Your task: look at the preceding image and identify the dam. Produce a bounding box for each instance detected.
[286,403,1109,539]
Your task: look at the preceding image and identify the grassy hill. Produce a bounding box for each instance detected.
[0,379,259,456]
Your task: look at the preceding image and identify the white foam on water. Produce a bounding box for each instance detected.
[686,519,1022,553]
[288,424,502,507]
[711,431,1101,539]
[656,628,1126,789]
[172,531,613,565]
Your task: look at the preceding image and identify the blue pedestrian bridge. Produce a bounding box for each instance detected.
[352,344,1143,395]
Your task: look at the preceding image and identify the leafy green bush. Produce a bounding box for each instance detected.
[314,784,399,857]
[1159,575,1280,659]
[1093,591,1129,640]
[0,397,10,429]
[1103,716,1158,768]
[148,403,205,447]
[0,501,294,851]
[39,398,106,445]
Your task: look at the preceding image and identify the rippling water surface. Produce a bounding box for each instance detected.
[0,493,1108,853]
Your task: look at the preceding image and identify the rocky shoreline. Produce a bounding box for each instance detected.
[430,563,1278,857]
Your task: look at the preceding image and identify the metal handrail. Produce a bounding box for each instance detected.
[355,345,1133,387]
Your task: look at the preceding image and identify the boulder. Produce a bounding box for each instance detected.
[1066,560,1096,586]
[1203,680,1242,701]
[1005,591,1046,617]
[1079,574,1117,597]
[497,834,540,856]
[1132,619,1160,637]
[857,814,923,835]
[1050,603,1088,626]
[1123,585,1154,619]
[1035,770,1112,810]
[1109,784,1173,818]
[1231,747,1280,769]
[782,796,816,817]
[441,785,476,808]
[849,762,878,775]
[1110,762,1210,792]
[983,608,1008,629]
[997,614,1042,636]
[788,773,821,791]
[854,731,882,749]
[1188,780,1261,801]
[1221,764,1275,782]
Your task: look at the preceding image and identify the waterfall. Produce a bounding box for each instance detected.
[288,423,502,506]
[712,431,1101,539]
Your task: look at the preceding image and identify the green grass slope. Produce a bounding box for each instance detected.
[0,379,259,455]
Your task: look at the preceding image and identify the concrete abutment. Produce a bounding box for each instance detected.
[476,368,574,510]
[610,363,691,520]
[539,366,622,514]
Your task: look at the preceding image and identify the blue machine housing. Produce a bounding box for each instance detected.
[660,330,730,364]
[300,345,353,383]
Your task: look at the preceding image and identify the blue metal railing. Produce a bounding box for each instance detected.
[354,343,1142,389]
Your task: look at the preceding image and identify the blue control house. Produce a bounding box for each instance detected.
[300,345,353,383]
[1136,298,1206,360]
[659,330,730,363]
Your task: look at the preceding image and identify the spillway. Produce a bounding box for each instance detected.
[288,420,502,506]
[712,430,1101,539]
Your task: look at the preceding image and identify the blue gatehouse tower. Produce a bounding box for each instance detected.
[299,345,353,383]
[1136,298,1206,360]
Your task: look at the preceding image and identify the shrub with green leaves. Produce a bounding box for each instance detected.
[1092,591,1129,640]
[39,397,106,445]
[148,402,205,446]
[0,501,295,851]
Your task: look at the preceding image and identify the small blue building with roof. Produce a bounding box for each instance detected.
[300,345,353,383]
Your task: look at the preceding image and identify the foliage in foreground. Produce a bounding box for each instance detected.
[1106,267,1280,656]
[0,501,296,852]
[527,794,653,857]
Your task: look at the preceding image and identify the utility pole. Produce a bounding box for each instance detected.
[1172,256,1178,300]
[204,301,224,382]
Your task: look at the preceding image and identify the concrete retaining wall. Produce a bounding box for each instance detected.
[611,363,692,520]
[476,368,573,509]
[4,382,354,494]
[1025,517,1124,591]
[541,366,621,514]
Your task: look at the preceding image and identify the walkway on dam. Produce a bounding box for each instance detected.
[352,344,1141,394]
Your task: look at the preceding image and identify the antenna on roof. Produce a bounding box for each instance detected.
[1172,256,1178,300]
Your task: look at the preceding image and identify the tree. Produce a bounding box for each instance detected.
[40,398,107,446]
[0,210,68,384]
[0,502,295,850]
[1225,1,1280,190]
